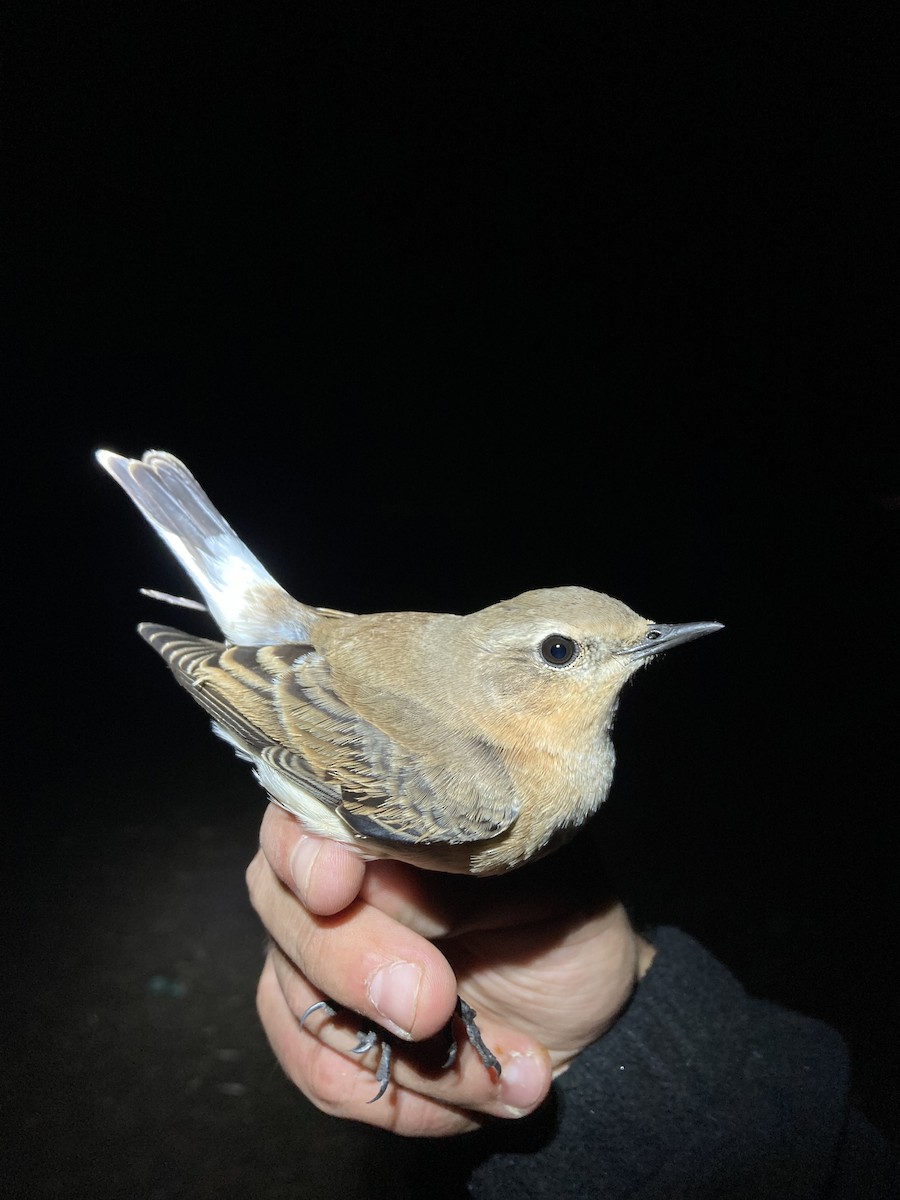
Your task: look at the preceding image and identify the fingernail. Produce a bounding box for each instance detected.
[288,835,319,897]
[366,961,422,1040]
[499,1051,548,1114]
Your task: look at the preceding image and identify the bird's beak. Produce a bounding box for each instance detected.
[617,620,724,662]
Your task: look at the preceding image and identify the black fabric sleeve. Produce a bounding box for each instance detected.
[464,927,898,1199]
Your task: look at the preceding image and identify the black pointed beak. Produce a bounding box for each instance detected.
[618,620,724,662]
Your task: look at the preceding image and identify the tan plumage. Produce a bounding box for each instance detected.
[97,449,722,877]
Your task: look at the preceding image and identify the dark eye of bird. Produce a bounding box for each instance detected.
[540,635,578,666]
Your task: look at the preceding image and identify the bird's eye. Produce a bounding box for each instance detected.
[540,635,578,666]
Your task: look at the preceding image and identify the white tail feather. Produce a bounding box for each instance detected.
[96,449,313,644]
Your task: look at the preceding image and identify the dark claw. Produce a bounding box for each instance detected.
[351,1029,379,1055]
[441,1035,459,1070]
[299,998,335,1026]
[368,1040,393,1104]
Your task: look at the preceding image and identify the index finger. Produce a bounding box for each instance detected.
[259,802,366,915]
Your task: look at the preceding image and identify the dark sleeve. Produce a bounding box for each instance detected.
[465,927,898,1200]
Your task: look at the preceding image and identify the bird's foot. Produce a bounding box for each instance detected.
[299,995,500,1102]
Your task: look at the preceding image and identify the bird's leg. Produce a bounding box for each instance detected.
[451,997,501,1077]
[300,995,500,1102]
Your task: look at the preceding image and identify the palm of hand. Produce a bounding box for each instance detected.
[441,897,647,1076]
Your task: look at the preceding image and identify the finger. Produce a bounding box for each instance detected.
[246,849,458,1042]
[266,944,551,1122]
[258,802,365,915]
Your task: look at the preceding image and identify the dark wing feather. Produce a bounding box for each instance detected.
[139,623,520,846]
[138,624,344,811]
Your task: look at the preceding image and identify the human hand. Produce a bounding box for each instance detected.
[246,804,655,1137]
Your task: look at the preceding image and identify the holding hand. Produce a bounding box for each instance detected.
[246,803,655,1137]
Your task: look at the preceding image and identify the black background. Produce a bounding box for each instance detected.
[5,4,898,1197]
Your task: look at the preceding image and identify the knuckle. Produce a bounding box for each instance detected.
[282,919,336,991]
[245,850,265,908]
[302,1043,363,1115]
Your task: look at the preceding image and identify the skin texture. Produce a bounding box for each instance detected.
[246,803,656,1137]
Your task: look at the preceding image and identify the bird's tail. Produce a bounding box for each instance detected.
[96,449,315,644]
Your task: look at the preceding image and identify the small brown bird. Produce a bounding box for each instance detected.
[96,448,722,1094]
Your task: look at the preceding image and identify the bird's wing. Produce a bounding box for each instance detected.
[139,624,520,846]
[279,651,521,846]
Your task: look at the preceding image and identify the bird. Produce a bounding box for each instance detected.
[96,447,723,1097]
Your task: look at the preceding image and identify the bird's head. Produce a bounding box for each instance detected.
[460,586,722,748]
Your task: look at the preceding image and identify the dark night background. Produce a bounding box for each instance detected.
[4,4,897,1197]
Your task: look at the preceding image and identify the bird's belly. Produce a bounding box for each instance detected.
[252,759,361,847]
